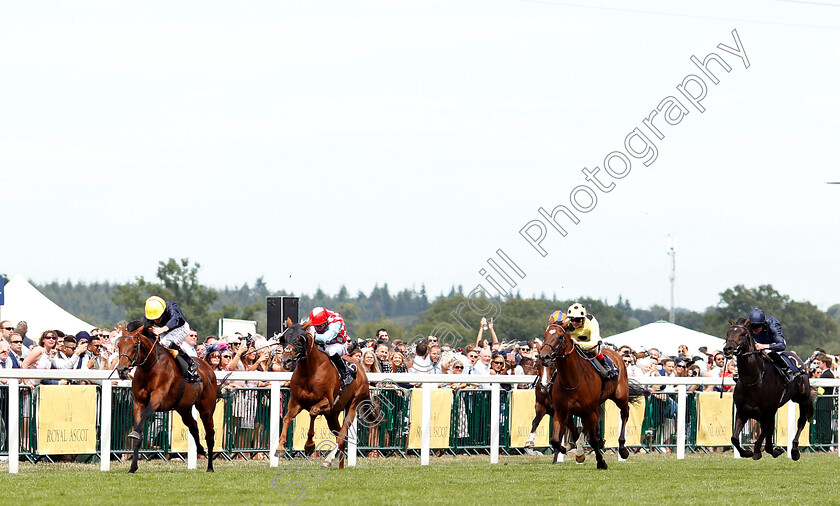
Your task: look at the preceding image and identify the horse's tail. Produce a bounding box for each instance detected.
[628,379,649,405]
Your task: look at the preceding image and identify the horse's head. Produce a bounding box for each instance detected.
[723,317,753,358]
[280,321,311,370]
[540,323,571,367]
[115,322,149,380]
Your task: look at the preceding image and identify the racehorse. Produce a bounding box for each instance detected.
[524,353,578,455]
[274,319,377,469]
[115,322,218,473]
[539,323,646,469]
[723,318,812,460]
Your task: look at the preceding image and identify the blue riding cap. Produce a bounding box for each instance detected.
[748,308,766,326]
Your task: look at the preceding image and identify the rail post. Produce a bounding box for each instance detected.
[676,385,686,459]
[420,382,431,465]
[490,383,500,464]
[8,379,19,474]
[269,381,281,467]
[100,381,112,471]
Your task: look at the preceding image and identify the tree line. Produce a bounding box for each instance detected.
[32,258,840,353]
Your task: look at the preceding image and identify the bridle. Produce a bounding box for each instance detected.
[725,324,764,387]
[541,325,582,391]
[117,334,159,370]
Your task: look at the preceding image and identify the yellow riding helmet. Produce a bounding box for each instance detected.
[145,296,166,320]
[567,303,586,319]
[549,310,566,324]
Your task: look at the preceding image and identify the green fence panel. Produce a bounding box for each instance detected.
[224,387,272,455]
[357,387,409,455]
[640,392,697,451]
[0,385,37,460]
[110,386,170,455]
[449,389,509,453]
[810,394,837,450]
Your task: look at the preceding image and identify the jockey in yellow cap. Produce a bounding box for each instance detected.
[561,303,617,380]
[143,296,199,382]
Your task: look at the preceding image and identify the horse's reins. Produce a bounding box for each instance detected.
[542,330,583,391]
[724,324,764,392]
[116,334,161,378]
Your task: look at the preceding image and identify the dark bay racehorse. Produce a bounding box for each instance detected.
[723,318,812,460]
[540,323,646,469]
[526,351,579,455]
[274,319,376,469]
[115,323,218,473]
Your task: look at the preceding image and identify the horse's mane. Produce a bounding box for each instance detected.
[734,316,749,326]
[126,320,155,340]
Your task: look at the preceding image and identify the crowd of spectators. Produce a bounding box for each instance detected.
[2,316,838,395]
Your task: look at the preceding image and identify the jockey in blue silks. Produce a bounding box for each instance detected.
[748,308,796,383]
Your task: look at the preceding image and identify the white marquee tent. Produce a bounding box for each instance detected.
[604,320,725,357]
[0,275,96,338]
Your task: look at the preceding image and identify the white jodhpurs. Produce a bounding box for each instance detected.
[160,323,191,348]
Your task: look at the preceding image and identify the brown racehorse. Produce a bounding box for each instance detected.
[526,352,580,455]
[539,323,646,469]
[274,319,377,469]
[723,318,812,461]
[115,322,218,473]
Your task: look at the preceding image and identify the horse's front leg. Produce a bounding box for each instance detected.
[761,415,784,458]
[323,413,344,469]
[731,410,753,458]
[304,416,317,457]
[275,399,302,459]
[128,395,160,474]
[550,412,567,464]
[791,397,814,461]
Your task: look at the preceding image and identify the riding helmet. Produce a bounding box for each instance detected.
[145,296,166,320]
[748,308,766,326]
[548,310,566,324]
[567,303,586,319]
[309,307,329,326]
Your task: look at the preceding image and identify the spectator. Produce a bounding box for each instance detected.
[376,329,389,342]
[1,320,15,344]
[677,344,690,359]
[6,332,26,369]
[489,352,512,391]
[474,348,492,375]
[428,345,443,374]
[182,330,199,358]
[444,359,473,390]
[464,349,480,374]
[674,358,689,377]
[622,353,640,377]
[204,336,218,346]
[686,364,703,393]
[22,331,60,385]
[426,335,439,348]
[54,336,77,369]
[410,342,431,373]
[375,342,392,373]
[706,352,725,378]
[15,321,35,348]
[393,340,407,356]
[349,346,363,362]
[361,349,380,374]
[390,352,411,389]
[817,354,835,395]
[86,334,107,370]
[0,340,12,375]
[515,341,530,359]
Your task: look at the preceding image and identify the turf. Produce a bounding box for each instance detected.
[1,452,835,505]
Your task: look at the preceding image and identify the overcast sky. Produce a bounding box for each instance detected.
[2,0,838,313]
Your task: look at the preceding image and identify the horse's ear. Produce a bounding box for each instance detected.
[285,317,293,328]
[302,319,311,330]
[728,319,734,325]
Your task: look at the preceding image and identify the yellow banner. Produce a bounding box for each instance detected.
[696,392,734,446]
[508,390,550,448]
[292,410,344,450]
[37,385,98,454]
[171,402,225,452]
[775,401,810,446]
[604,399,645,447]
[407,389,453,449]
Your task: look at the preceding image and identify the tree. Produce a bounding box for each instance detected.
[112,258,219,334]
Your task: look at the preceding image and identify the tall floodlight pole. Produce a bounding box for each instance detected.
[667,233,676,324]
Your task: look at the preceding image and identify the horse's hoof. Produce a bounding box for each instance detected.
[771,447,784,458]
[128,467,137,474]
[575,454,586,464]
[206,467,214,472]
[558,446,567,455]
[618,447,630,460]
[127,430,141,440]
[321,459,334,468]
[752,451,762,460]
[791,448,801,461]
[739,449,753,458]
[597,460,608,470]
[274,448,286,459]
[304,444,316,457]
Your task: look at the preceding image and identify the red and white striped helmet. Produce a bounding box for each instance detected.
[309,307,329,326]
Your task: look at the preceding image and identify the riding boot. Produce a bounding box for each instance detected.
[329,354,354,387]
[771,354,796,384]
[180,351,200,383]
[590,356,609,380]
[600,356,619,380]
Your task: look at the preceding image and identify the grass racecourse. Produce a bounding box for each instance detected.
[2,452,836,505]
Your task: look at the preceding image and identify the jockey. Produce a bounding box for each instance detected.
[548,310,566,325]
[309,307,354,387]
[561,303,617,380]
[143,296,200,382]
[748,308,796,383]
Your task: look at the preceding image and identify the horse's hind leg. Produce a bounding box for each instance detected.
[197,399,216,472]
[323,413,344,469]
[526,403,547,449]
[586,413,607,470]
[304,416,317,457]
[790,397,813,461]
[178,408,206,457]
[617,402,631,460]
[731,410,753,458]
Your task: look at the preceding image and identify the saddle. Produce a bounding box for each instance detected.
[577,347,619,380]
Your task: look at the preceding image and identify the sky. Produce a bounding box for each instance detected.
[2,0,839,313]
